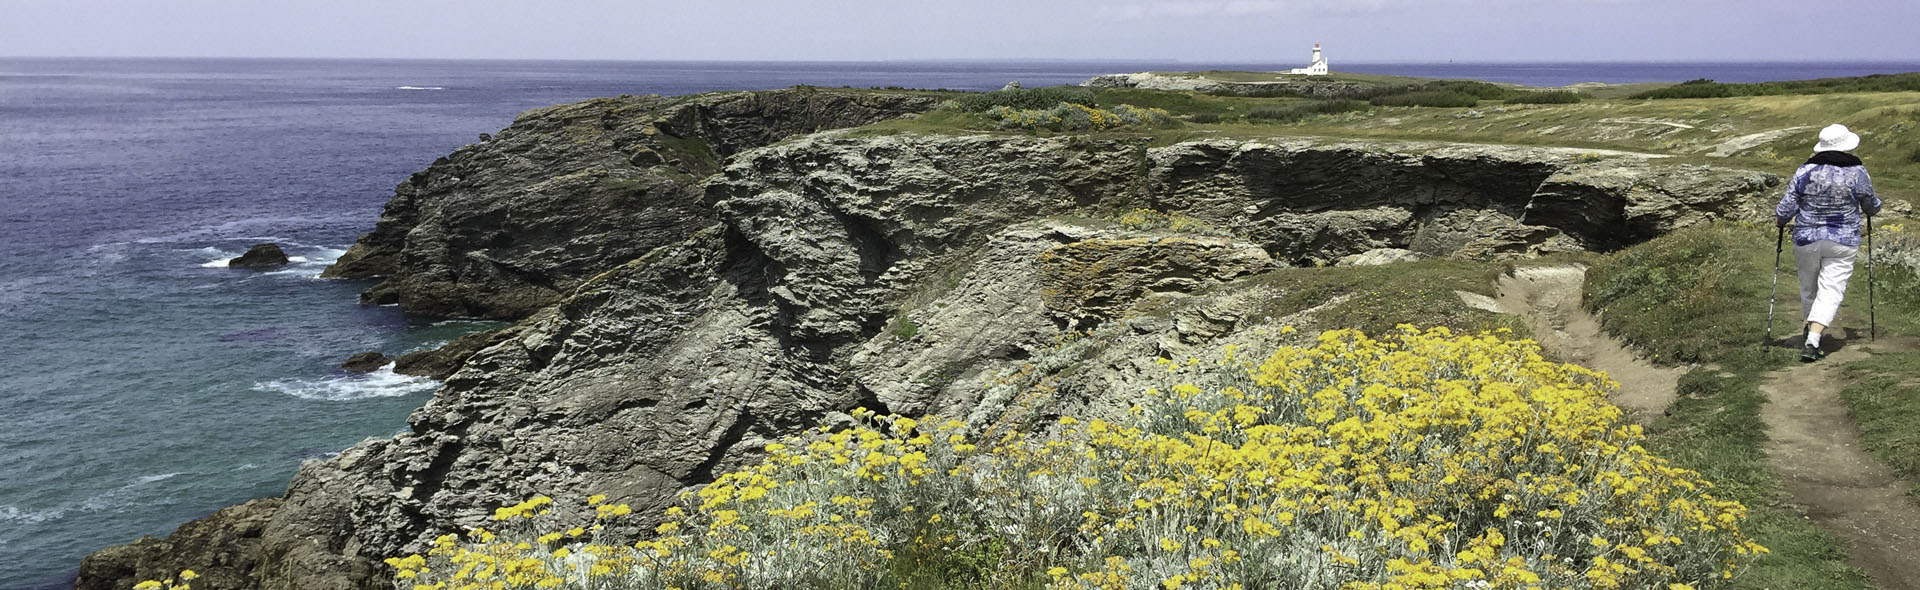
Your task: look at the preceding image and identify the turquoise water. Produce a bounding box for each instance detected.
[4,58,1917,588]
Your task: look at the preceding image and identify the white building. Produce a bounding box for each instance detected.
[1289,43,1329,76]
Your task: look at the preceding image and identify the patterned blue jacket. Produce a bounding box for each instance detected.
[1775,160,1881,247]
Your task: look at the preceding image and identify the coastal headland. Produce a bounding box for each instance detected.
[78,70,1920,590]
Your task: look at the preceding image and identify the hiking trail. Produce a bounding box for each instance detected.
[1486,265,1683,425]
[1760,334,1920,590]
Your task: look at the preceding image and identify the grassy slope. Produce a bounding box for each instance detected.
[1587,225,1872,589]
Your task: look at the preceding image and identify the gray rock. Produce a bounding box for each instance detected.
[340,352,390,373]
[390,328,516,380]
[1337,248,1424,266]
[321,88,940,320]
[228,243,290,268]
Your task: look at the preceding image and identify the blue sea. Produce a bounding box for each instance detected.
[2,58,1916,588]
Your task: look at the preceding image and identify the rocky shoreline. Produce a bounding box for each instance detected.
[77,86,1780,590]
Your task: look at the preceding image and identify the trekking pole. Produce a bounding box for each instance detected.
[1766,224,1785,352]
[1868,215,1876,341]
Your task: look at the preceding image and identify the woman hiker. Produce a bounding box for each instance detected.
[1776,123,1882,362]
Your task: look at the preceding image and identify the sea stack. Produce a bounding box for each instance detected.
[228,243,290,268]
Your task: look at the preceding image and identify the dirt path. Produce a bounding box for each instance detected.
[1760,335,1920,590]
[1489,265,1683,424]
[1485,265,1920,587]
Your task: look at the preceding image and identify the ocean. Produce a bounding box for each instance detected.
[3,58,1916,588]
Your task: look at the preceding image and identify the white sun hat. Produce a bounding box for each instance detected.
[1815,123,1861,153]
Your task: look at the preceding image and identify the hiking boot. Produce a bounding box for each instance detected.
[1801,343,1827,363]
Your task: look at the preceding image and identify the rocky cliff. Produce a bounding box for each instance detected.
[79,98,1781,590]
[320,88,941,319]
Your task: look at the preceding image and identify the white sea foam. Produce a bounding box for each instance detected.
[396,86,446,91]
[4,472,187,524]
[253,365,437,401]
[0,505,65,524]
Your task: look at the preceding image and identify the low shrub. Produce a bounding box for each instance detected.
[1185,112,1221,124]
[1631,79,1735,100]
[952,87,1097,113]
[1245,100,1371,122]
[386,328,1768,590]
[984,103,1173,132]
[1506,91,1585,105]
[1630,73,1920,99]
[1369,90,1482,108]
[1421,80,1519,100]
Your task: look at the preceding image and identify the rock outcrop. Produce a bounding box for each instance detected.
[83,115,1783,589]
[339,352,391,373]
[320,87,941,320]
[227,243,289,268]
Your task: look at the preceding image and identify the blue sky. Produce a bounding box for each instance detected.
[3,0,1917,62]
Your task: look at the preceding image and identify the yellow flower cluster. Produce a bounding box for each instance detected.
[383,327,1764,589]
[131,570,196,590]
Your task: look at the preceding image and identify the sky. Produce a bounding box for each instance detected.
[3,0,1918,62]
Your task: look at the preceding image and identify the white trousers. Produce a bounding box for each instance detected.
[1795,239,1857,327]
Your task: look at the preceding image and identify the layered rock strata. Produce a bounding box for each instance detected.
[320,88,942,319]
[81,112,1780,590]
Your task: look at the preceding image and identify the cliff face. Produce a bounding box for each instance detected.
[80,107,1780,590]
[320,88,941,319]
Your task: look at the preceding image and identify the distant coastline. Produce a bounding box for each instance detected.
[4,57,1918,89]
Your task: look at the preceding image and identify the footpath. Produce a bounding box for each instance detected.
[1497,266,1920,589]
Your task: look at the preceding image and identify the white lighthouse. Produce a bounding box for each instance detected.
[1289,43,1329,76]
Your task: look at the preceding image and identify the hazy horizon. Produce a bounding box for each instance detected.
[4,0,1917,63]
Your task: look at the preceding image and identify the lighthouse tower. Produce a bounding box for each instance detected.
[1289,43,1329,76]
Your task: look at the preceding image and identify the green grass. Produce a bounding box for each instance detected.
[1840,348,1920,499]
[653,132,719,173]
[1586,224,1784,364]
[1586,225,1875,589]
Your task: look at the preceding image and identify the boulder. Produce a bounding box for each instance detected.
[227,243,289,268]
[391,327,520,380]
[339,352,391,373]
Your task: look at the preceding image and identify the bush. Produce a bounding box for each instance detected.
[1245,100,1371,122]
[1421,80,1519,100]
[1630,79,1735,99]
[1185,112,1220,124]
[1369,90,1482,108]
[1506,91,1585,104]
[984,103,1173,132]
[952,86,1096,112]
[1631,73,1920,99]
[388,328,1769,590]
